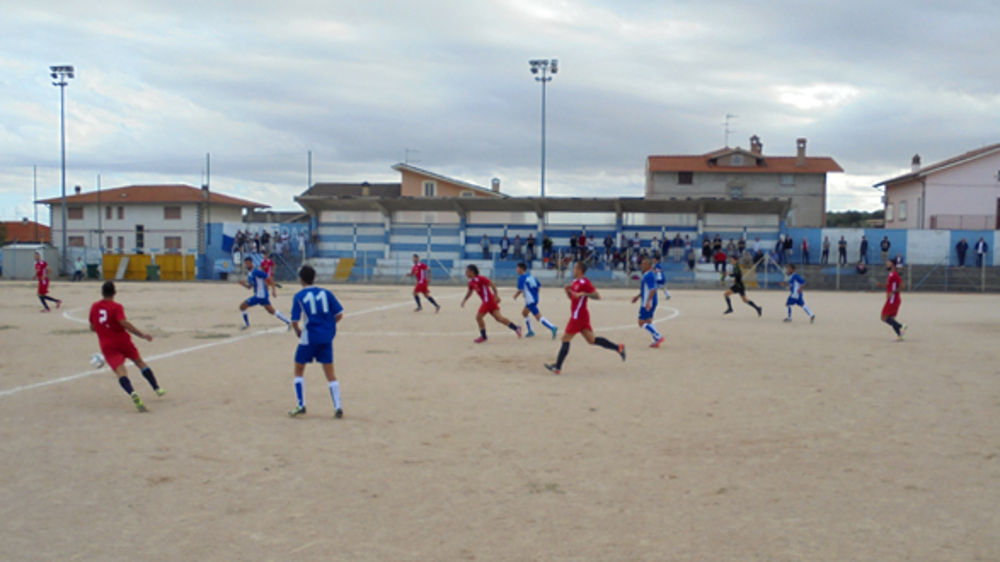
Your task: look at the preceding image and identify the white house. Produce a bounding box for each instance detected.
[875,144,1000,230]
[38,184,268,255]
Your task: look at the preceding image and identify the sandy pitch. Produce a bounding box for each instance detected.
[1,280,998,561]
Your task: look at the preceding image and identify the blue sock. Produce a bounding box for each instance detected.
[525,317,533,332]
[242,312,249,327]
[644,323,662,340]
[294,376,304,407]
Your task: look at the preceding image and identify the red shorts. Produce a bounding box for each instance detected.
[414,282,429,295]
[881,296,901,318]
[565,314,592,335]
[100,339,140,370]
[478,300,499,315]
[37,279,49,296]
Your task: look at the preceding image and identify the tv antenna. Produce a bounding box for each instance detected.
[404,148,420,165]
[724,113,737,147]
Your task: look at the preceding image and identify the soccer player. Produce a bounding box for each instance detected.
[460,264,522,343]
[89,281,164,412]
[781,264,815,323]
[878,259,907,339]
[512,262,558,339]
[238,256,291,330]
[723,255,762,317]
[653,255,671,300]
[544,262,626,374]
[34,251,62,312]
[260,251,278,297]
[287,265,345,419]
[631,258,665,347]
[408,254,440,313]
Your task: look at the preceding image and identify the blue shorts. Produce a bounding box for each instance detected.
[639,304,657,321]
[245,296,271,307]
[524,303,540,316]
[786,295,805,307]
[295,342,333,364]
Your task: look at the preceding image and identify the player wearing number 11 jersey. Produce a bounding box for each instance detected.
[288,265,345,419]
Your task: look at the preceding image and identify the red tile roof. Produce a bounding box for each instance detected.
[1,221,50,243]
[37,184,269,208]
[648,150,843,175]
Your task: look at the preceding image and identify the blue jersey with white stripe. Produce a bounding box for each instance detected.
[654,262,665,285]
[247,268,269,299]
[517,273,541,306]
[291,286,343,345]
[641,270,658,308]
[787,272,806,298]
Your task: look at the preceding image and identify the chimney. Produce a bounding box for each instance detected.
[491,178,500,193]
[911,154,921,173]
[795,138,807,166]
[74,185,82,194]
[749,135,763,155]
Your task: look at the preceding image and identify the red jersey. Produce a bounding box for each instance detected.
[411,262,429,285]
[468,275,495,304]
[90,299,132,347]
[885,270,901,303]
[568,277,596,320]
[260,258,274,276]
[35,260,48,281]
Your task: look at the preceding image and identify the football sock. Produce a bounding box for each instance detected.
[294,376,305,407]
[525,317,534,332]
[38,296,50,310]
[480,329,487,339]
[803,304,814,317]
[644,323,662,341]
[725,296,732,310]
[140,367,159,390]
[507,322,518,332]
[787,306,793,319]
[594,336,619,351]
[748,300,760,312]
[540,317,556,330]
[555,341,570,369]
[328,380,341,410]
[426,296,439,308]
[414,295,421,308]
[885,317,902,335]
[276,310,291,324]
[242,312,249,327]
[118,376,135,395]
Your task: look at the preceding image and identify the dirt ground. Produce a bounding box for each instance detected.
[1,278,998,561]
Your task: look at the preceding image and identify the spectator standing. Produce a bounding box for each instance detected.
[604,234,614,258]
[801,238,810,265]
[261,230,271,253]
[673,233,683,261]
[542,235,553,261]
[879,236,891,264]
[838,236,848,265]
[975,237,989,267]
[526,234,536,261]
[500,234,511,260]
[701,237,712,263]
[774,238,785,265]
[821,236,830,264]
[955,238,968,267]
[725,239,737,259]
[569,232,578,259]
[513,235,523,260]
[859,235,869,264]
[481,234,491,259]
[737,237,746,256]
[783,235,794,265]
[73,256,86,281]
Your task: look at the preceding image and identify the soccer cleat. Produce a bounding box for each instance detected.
[239,325,249,331]
[618,343,627,362]
[525,330,535,338]
[473,336,487,343]
[414,307,422,312]
[155,388,167,397]
[550,326,559,340]
[783,318,792,323]
[40,308,50,313]
[515,326,523,339]
[434,305,441,314]
[756,306,763,317]
[723,309,733,315]
[335,409,343,419]
[544,363,561,375]
[650,336,665,348]
[130,392,147,412]
[898,324,907,340]
[810,315,816,324]
[288,405,306,417]
[56,300,62,309]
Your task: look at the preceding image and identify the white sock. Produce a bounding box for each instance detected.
[540,317,556,330]
[294,376,305,407]
[328,380,341,410]
[276,310,291,324]
[525,317,533,332]
[644,323,662,340]
[803,304,813,317]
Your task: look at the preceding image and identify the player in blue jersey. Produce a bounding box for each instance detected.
[653,256,671,300]
[512,262,559,339]
[288,265,345,418]
[781,264,815,323]
[631,257,665,348]
[238,256,291,330]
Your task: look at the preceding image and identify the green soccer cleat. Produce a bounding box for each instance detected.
[155,388,167,397]
[288,405,306,417]
[130,392,147,412]
[897,324,907,340]
[549,326,558,340]
[525,330,535,338]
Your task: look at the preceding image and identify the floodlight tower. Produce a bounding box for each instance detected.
[529,59,557,198]
[50,64,74,273]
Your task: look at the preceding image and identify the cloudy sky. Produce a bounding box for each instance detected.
[1,0,998,224]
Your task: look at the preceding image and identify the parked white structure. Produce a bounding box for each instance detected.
[876,143,1000,230]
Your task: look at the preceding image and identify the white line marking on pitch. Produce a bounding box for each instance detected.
[0,299,414,399]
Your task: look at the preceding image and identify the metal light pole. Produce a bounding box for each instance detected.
[50,65,74,274]
[529,59,557,198]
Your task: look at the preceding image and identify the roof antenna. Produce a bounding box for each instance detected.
[724,113,737,147]
[404,148,420,165]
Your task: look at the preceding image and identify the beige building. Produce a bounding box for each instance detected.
[645,137,842,227]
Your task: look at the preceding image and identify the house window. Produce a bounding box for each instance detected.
[164,236,182,252]
[106,236,112,250]
[731,154,744,165]
[460,191,474,197]
[105,206,112,220]
[729,186,744,199]
[117,206,124,219]
[886,203,894,222]
[898,201,907,221]
[678,171,693,185]
[117,236,125,252]
[422,181,436,197]
[135,225,145,250]
[68,206,83,220]
[164,206,182,220]
[68,236,85,247]
[780,174,795,186]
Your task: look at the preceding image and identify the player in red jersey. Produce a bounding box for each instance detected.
[260,251,278,297]
[408,254,440,313]
[460,264,521,343]
[878,259,907,340]
[89,281,165,412]
[34,251,62,312]
[545,261,626,374]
